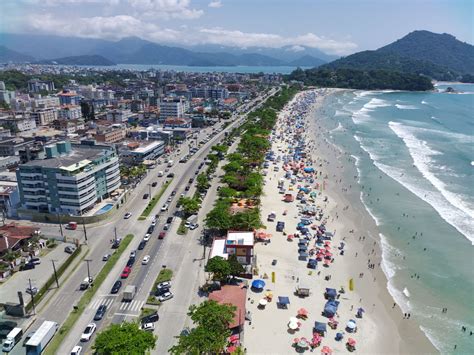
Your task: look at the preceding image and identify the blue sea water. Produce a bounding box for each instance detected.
[318,83,474,353]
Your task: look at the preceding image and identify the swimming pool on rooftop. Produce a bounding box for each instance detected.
[94,203,114,215]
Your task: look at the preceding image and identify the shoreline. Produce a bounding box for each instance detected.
[244,88,436,354]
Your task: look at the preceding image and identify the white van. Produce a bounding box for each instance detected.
[2,327,23,352]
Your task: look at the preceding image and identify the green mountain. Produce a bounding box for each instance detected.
[37,55,116,66]
[321,30,474,80]
[288,55,326,67]
[0,45,34,63]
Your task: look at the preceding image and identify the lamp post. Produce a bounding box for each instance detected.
[84,259,92,283]
[51,260,59,288]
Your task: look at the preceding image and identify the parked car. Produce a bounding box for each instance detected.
[147,225,155,234]
[151,181,157,187]
[171,190,177,196]
[167,196,172,203]
[189,223,199,230]
[130,250,136,258]
[20,263,35,271]
[188,178,194,184]
[185,185,190,191]
[29,257,41,265]
[166,173,174,178]
[141,323,155,332]
[64,245,76,254]
[166,216,173,224]
[71,345,82,355]
[126,257,135,268]
[142,255,150,265]
[138,241,146,250]
[93,304,107,321]
[157,291,174,302]
[26,286,38,295]
[163,224,170,231]
[124,212,132,219]
[161,204,169,212]
[143,233,151,242]
[141,311,159,324]
[143,193,149,199]
[102,254,110,261]
[80,323,96,342]
[151,220,157,227]
[110,280,122,294]
[121,267,131,279]
[158,232,166,239]
[111,238,121,249]
[157,281,171,291]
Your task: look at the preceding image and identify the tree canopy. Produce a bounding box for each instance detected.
[93,322,157,355]
[205,256,231,281]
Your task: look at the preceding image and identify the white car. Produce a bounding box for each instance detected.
[142,255,150,265]
[161,204,169,212]
[80,323,96,342]
[71,345,83,355]
[151,220,157,227]
[102,254,110,261]
[143,234,151,242]
[156,281,171,290]
[124,212,132,219]
[158,291,174,302]
[141,322,155,332]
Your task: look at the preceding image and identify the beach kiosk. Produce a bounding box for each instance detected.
[295,281,310,298]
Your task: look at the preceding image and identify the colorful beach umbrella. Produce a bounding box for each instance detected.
[252,279,266,289]
[348,338,356,346]
[321,346,332,354]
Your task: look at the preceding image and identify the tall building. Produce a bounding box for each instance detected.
[159,97,188,119]
[30,107,58,126]
[16,141,120,215]
[28,79,55,93]
[58,105,82,120]
[57,90,82,105]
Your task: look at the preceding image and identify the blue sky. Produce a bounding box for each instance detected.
[0,0,472,55]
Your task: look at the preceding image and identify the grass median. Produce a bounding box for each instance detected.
[140,179,173,218]
[45,234,134,355]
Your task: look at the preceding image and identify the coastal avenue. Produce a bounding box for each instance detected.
[41,87,279,354]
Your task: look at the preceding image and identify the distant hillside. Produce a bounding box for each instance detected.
[287,67,433,91]
[322,30,474,80]
[37,55,115,66]
[0,45,34,63]
[288,55,326,67]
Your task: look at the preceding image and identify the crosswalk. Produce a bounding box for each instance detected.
[87,297,144,313]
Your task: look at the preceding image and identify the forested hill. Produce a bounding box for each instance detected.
[287,67,434,91]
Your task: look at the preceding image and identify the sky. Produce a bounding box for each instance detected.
[0,0,472,55]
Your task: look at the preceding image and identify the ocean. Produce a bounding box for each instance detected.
[317,83,474,353]
[80,64,308,74]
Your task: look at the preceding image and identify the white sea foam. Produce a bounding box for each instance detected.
[351,98,390,125]
[421,100,428,104]
[395,104,419,110]
[471,161,474,166]
[330,122,344,133]
[403,287,411,298]
[334,109,348,117]
[351,154,361,183]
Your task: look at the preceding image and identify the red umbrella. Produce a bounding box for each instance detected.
[298,308,309,316]
[293,338,300,344]
[321,346,333,354]
[348,338,356,346]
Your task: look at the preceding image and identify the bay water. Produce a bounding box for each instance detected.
[316,83,474,353]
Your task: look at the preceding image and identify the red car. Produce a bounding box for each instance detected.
[158,232,166,239]
[121,266,131,278]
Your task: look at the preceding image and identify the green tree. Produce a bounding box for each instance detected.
[93,322,156,354]
[205,201,232,230]
[205,256,231,282]
[228,254,244,278]
[231,208,262,231]
[196,173,210,192]
[179,196,201,217]
[169,300,236,355]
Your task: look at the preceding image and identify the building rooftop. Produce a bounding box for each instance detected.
[22,145,113,169]
[227,231,254,247]
[209,285,246,329]
[209,238,228,260]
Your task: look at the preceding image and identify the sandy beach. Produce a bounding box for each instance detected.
[244,89,436,354]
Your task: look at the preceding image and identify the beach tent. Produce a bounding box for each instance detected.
[325,288,337,300]
[298,245,308,251]
[314,321,327,335]
[324,300,340,318]
[278,296,290,308]
[304,167,314,173]
[251,279,266,289]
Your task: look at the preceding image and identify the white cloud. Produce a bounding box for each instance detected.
[208,0,222,8]
[127,0,203,19]
[287,45,305,52]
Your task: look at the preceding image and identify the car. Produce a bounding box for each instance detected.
[188,178,194,184]
[157,281,171,290]
[93,304,107,321]
[189,223,199,230]
[143,233,151,242]
[141,312,159,324]
[26,286,38,295]
[111,238,121,249]
[157,291,174,302]
[185,185,190,191]
[151,181,157,187]
[124,212,132,219]
[141,323,155,332]
[166,216,173,224]
[171,190,177,196]
[80,323,96,342]
[20,263,35,271]
[130,250,136,258]
[151,220,157,227]
[142,255,150,265]
[143,193,149,199]
[64,245,76,254]
[126,257,135,268]
[167,196,172,203]
[158,232,166,239]
[163,223,170,231]
[71,345,83,355]
[161,204,169,212]
[121,267,131,279]
[147,225,155,234]
[29,257,41,265]
[194,170,199,175]
[138,241,146,250]
[111,280,122,294]
[102,254,111,261]
[166,173,174,178]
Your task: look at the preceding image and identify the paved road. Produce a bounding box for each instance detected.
[55,90,277,354]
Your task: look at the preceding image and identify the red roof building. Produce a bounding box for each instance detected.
[209,285,246,329]
[0,223,40,254]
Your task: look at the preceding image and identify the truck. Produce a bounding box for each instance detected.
[25,321,58,355]
[2,327,23,352]
[123,285,136,302]
[185,214,198,227]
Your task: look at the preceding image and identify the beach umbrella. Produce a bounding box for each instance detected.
[321,346,332,354]
[265,291,273,298]
[335,333,344,341]
[297,308,308,317]
[252,279,266,289]
[348,338,356,346]
[293,338,300,344]
[346,320,357,331]
[259,299,268,306]
[297,339,309,348]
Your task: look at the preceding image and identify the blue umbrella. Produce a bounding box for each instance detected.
[251,279,266,289]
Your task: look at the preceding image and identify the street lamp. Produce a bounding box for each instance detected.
[147,183,152,200]
[84,259,92,283]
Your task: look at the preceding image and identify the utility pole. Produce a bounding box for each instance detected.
[148,184,152,200]
[114,227,118,243]
[84,259,92,283]
[51,260,59,288]
[82,217,88,244]
[57,213,64,241]
[28,278,36,315]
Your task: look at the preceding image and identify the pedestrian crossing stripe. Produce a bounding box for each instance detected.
[88,297,114,310]
[119,300,144,312]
